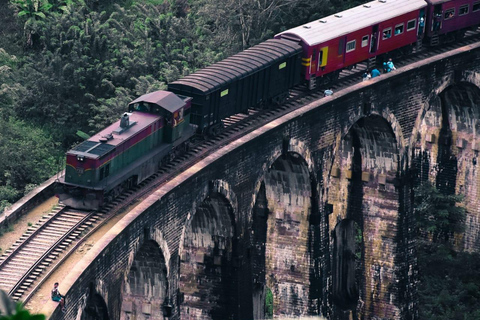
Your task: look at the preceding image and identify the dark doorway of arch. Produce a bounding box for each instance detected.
[81,292,110,320]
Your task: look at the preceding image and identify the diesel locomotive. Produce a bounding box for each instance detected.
[57,0,480,210]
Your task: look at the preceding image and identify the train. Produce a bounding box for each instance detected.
[57,0,480,210]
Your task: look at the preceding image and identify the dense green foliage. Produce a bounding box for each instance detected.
[265,287,273,319]
[414,182,466,242]
[0,0,359,209]
[414,182,480,319]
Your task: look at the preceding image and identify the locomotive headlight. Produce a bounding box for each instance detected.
[77,155,85,162]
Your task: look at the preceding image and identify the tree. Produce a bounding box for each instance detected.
[414,181,465,243]
[414,182,480,319]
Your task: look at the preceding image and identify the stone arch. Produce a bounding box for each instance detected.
[178,188,237,320]
[120,239,169,320]
[251,151,316,318]
[249,137,316,228]
[326,114,401,319]
[80,284,110,320]
[412,78,480,251]
[442,82,480,251]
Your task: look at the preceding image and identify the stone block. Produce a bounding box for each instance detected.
[378,174,387,185]
[426,133,435,143]
[345,170,352,179]
[362,172,370,182]
[473,141,480,151]
[331,166,340,178]
[142,303,151,315]
[122,301,132,313]
[276,210,285,220]
[456,138,466,149]
[196,253,204,264]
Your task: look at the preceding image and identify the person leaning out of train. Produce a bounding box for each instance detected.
[418,16,425,36]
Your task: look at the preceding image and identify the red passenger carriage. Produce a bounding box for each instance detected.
[425,0,480,44]
[276,0,427,89]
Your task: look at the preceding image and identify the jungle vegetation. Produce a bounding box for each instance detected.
[414,182,480,319]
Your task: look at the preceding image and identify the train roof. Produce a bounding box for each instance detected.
[276,0,427,46]
[424,0,454,5]
[168,39,302,95]
[129,90,186,113]
[68,112,161,159]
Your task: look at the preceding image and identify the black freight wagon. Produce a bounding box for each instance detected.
[168,39,302,134]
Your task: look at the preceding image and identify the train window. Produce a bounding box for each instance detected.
[382,28,392,40]
[105,164,110,178]
[361,35,369,47]
[474,2,480,12]
[459,4,469,15]
[99,167,105,181]
[407,19,416,31]
[394,24,404,35]
[346,40,356,53]
[444,8,455,19]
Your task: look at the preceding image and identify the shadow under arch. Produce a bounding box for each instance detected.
[251,151,318,318]
[120,239,168,319]
[327,114,401,320]
[81,284,110,320]
[178,192,237,320]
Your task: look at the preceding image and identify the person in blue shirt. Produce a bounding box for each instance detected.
[383,58,396,73]
[371,68,381,78]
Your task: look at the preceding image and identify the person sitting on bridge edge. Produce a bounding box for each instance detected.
[52,282,66,311]
[362,71,371,82]
[383,58,396,73]
[324,88,334,96]
[371,68,381,78]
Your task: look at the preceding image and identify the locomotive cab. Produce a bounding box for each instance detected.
[57,90,195,210]
[128,91,192,144]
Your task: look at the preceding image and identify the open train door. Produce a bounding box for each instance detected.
[370,25,379,54]
[368,24,379,68]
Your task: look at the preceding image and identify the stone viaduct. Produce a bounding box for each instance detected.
[43,42,480,320]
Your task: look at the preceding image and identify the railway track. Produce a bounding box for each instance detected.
[1,30,479,305]
[0,206,98,300]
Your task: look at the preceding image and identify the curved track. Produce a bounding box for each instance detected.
[0,206,98,300]
[1,30,479,304]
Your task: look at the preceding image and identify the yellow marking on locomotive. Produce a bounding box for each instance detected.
[279,62,287,69]
[302,57,311,67]
[221,89,229,97]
